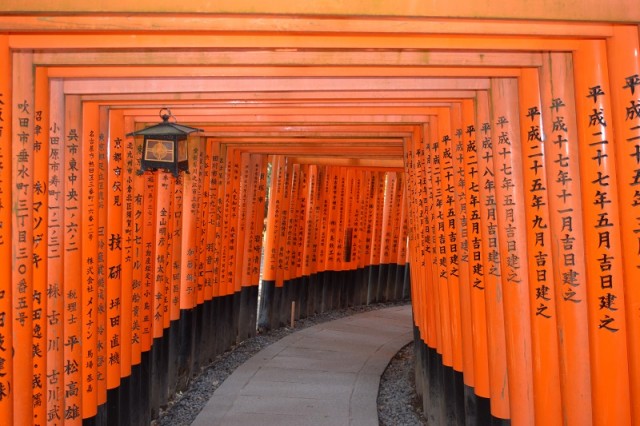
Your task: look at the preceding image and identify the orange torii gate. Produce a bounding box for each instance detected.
[0,5,638,426]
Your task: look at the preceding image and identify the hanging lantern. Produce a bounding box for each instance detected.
[127,108,202,177]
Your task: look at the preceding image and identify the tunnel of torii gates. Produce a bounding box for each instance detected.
[0,2,640,426]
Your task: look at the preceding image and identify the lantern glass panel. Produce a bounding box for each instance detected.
[178,138,188,162]
[144,138,175,163]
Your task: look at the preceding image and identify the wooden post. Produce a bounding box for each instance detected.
[204,140,222,304]
[97,105,109,411]
[451,103,474,384]
[518,67,562,425]
[606,25,640,423]
[249,155,268,327]
[316,166,330,311]
[378,171,396,303]
[419,123,438,353]
[539,52,592,425]
[489,78,534,425]
[11,50,35,425]
[33,65,49,425]
[63,95,83,425]
[81,102,100,420]
[0,35,11,425]
[284,163,300,315]
[301,165,317,311]
[129,115,146,424]
[360,171,374,304]
[294,163,309,315]
[435,110,457,371]
[184,147,199,310]
[334,167,347,307]
[181,139,200,312]
[475,90,510,420]
[452,101,477,415]
[290,301,295,328]
[236,152,254,340]
[462,98,491,400]
[573,40,631,425]
[426,119,444,363]
[120,114,135,390]
[106,109,124,400]
[141,173,157,354]
[211,143,224,305]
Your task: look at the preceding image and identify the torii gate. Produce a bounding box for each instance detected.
[0,2,638,425]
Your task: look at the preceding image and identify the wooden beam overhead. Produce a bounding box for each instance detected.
[0,15,615,36]
[0,0,636,23]
[35,51,542,67]
[62,77,491,94]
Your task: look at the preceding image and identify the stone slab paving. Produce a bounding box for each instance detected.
[191,305,413,426]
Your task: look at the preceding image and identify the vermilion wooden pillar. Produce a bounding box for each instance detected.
[518,67,562,425]
[120,114,136,420]
[11,51,35,425]
[301,164,317,311]
[46,81,65,426]
[539,52,592,425]
[452,100,485,422]
[475,90,510,420]
[461,99,491,401]
[106,109,125,407]
[0,35,13,425]
[97,105,110,414]
[378,171,396,302]
[81,102,100,420]
[420,123,438,354]
[63,94,83,426]
[259,155,283,329]
[606,25,640,423]
[573,40,631,425]
[489,77,535,426]
[32,65,50,426]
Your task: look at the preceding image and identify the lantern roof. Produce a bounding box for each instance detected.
[126,109,203,137]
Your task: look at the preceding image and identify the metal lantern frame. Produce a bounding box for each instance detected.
[126,108,202,177]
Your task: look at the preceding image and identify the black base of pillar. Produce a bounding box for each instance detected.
[167,319,179,397]
[320,271,333,313]
[404,263,411,300]
[310,273,320,315]
[226,294,236,351]
[332,270,342,309]
[272,285,283,328]
[201,300,214,364]
[193,302,204,371]
[140,348,151,424]
[415,329,511,426]
[367,264,380,304]
[258,280,275,332]
[394,264,405,301]
[247,285,259,338]
[106,387,120,426]
[387,263,398,301]
[377,263,389,302]
[299,275,309,318]
[359,266,369,306]
[177,308,196,391]
[345,269,355,307]
[237,285,251,342]
[231,290,241,345]
[129,362,142,426]
[119,375,132,426]
[464,385,494,426]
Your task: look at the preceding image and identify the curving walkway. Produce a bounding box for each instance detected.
[191,305,413,426]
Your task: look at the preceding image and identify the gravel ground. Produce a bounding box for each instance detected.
[378,342,427,425]
[154,301,420,426]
